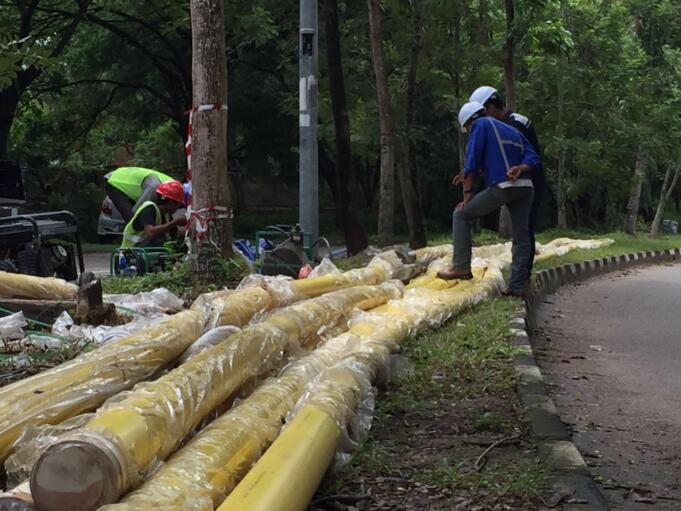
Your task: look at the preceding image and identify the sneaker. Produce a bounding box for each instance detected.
[437,268,474,280]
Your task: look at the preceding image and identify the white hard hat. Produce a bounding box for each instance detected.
[469,85,498,105]
[458,102,485,132]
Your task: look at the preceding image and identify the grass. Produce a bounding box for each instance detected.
[102,258,249,300]
[533,229,681,271]
[81,243,119,253]
[321,298,549,509]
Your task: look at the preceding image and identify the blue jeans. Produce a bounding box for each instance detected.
[528,173,545,273]
[453,186,534,292]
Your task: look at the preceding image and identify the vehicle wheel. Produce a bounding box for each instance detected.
[0,260,18,273]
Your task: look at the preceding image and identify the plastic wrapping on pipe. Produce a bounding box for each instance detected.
[217,355,376,511]
[29,283,403,511]
[0,307,206,463]
[5,414,93,486]
[411,238,614,277]
[97,334,359,511]
[218,266,506,511]
[98,292,423,511]
[191,286,273,328]
[115,269,502,511]
[289,251,404,298]
[0,271,78,300]
[534,237,614,261]
[82,266,500,511]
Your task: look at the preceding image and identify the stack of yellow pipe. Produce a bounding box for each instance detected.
[220,265,504,511]
[97,333,360,511]
[0,307,206,463]
[3,239,612,511]
[0,286,277,464]
[30,283,402,511]
[95,268,502,511]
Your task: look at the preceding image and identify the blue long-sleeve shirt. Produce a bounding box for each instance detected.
[464,116,540,188]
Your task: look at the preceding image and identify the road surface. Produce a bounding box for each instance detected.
[534,263,681,510]
[83,252,111,276]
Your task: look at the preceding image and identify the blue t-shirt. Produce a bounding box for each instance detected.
[464,117,540,188]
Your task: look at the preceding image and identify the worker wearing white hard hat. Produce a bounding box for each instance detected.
[437,102,540,297]
[469,86,546,274]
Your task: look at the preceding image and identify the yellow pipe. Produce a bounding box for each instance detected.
[0,271,78,300]
[30,283,402,511]
[289,251,402,298]
[219,405,340,511]
[193,286,273,328]
[219,359,374,511]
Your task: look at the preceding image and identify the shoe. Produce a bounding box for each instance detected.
[437,268,474,280]
[501,286,529,299]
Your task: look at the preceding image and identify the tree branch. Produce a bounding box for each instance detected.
[33,77,177,114]
[83,11,182,78]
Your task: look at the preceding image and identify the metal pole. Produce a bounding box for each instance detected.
[299,0,319,243]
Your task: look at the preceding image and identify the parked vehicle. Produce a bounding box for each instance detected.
[97,196,125,244]
[0,161,84,280]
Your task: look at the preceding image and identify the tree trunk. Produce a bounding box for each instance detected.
[650,163,679,235]
[555,33,568,229]
[324,0,368,255]
[503,0,516,111]
[556,148,568,229]
[496,0,516,238]
[623,151,647,234]
[189,0,233,282]
[402,0,427,249]
[0,87,20,159]
[451,9,465,173]
[367,0,395,243]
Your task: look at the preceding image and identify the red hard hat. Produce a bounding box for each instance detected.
[157,180,184,204]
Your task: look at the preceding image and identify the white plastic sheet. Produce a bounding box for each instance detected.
[103,288,184,315]
[0,312,27,340]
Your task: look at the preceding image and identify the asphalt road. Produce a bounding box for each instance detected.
[83,252,111,276]
[534,264,681,510]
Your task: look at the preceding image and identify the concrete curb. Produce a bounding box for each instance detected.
[510,247,681,510]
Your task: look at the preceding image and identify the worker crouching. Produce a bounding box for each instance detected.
[121,180,187,248]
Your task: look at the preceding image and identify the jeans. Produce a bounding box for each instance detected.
[453,186,534,292]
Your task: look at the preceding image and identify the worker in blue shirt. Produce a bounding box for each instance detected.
[470,86,545,273]
[438,102,540,297]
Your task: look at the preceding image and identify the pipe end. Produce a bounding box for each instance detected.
[30,440,121,511]
[0,498,36,511]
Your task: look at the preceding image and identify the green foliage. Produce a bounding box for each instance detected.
[102,256,250,299]
[2,0,681,242]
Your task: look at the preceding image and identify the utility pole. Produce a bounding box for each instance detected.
[299,0,319,242]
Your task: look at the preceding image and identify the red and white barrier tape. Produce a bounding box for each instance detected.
[190,205,233,240]
[184,103,231,241]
